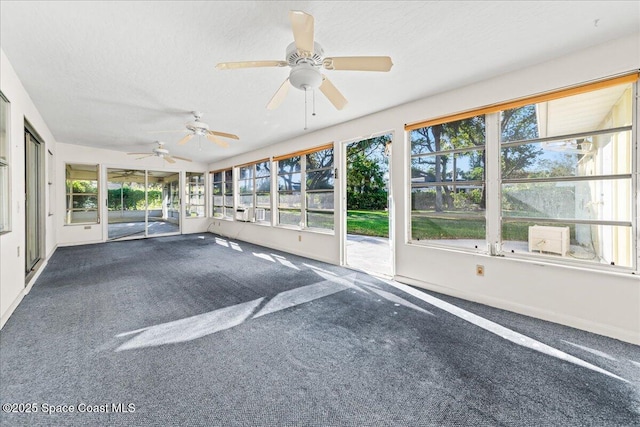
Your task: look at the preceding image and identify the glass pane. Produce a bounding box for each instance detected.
[278,192,301,209]
[411,115,485,154]
[279,209,301,226]
[71,195,98,209]
[307,148,333,170]
[502,130,632,179]
[256,177,270,192]
[307,192,334,210]
[411,185,486,212]
[238,179,253,194]
[0,93,8,161]
[412,150,484,184]
[278,173,301,191]
[501,83,633,143]
[256,161,271,178]
[307,211,334,230]
[224,169,232,181]
[502,221,632,268]
[212,182,222,195]
[278,157,300,174]
[256,193,270,207]
[224,195,234,207]
[238,195,253,207]
[213,195,223,206]
[256,208,271,223]
[307,170,334,190]
[411,185,486,248]
[502,179,631,222]
[213,206,224,217]
[239,165,253,180]
[411,213,486,245]
[223,207,234,219]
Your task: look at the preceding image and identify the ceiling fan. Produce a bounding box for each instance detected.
[215,10,393,113]
[127,142,192,164]
[154,111,239,148]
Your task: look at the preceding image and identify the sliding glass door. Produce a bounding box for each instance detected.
[25,130,43,276]
[107,168,180,241]
[147,170,180,236]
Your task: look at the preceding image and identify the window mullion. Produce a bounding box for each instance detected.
[485,111,501,255]
[301,155,307,228]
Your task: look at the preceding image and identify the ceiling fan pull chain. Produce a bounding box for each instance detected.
[312,89,316,117]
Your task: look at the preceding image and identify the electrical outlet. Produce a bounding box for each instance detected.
[476,265,484,276]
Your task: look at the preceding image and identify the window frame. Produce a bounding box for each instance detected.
[405,73,639,273]
[409,115,487,251]
[64,163,100,225]
[185,171,206,218]
[0,91,10,234]
[210,168,234,220]
[275,144,335,232]
[236,158,272,225]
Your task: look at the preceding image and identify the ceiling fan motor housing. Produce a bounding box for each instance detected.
[186,120,210,136]
[286,41,324,90]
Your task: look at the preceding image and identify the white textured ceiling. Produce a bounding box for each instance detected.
[1,1,638,163]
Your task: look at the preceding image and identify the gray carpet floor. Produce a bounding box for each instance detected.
[1,234,638,426]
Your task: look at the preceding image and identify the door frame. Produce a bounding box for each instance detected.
[340,131,395,276]
[102,165,183,241]
[24,120,45,283]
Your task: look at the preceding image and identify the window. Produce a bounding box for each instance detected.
[65,163,99,224]
[211,168,233,219]
[276,145,334,230]
[185,172,205,218]
[410,115,486,249]
[500,81,634,267]
[0,92,9,234]
[407,73,638,270]
[238,159,271,223]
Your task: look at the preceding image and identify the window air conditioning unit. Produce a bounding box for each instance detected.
[235,207,254,222]
[255,208,266,222]
[528,225,569,256]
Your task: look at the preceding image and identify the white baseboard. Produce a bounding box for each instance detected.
[1,245,57,330]
[393,274,640,346]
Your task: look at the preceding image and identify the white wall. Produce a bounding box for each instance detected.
[56,143,209,246]
[0,49,58,327]
[210,34,640,344]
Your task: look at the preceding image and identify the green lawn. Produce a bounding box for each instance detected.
[347,210,389,237]
[348,210,533,241]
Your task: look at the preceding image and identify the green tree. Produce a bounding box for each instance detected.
[347,135,389,210]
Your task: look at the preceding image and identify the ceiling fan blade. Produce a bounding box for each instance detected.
[135,155,154,160]
[215,60,288,70]
[289,10,314,53]
[319,75,348,110]
[178,134,194,145]
[171,155,193,162]
[206,133,230,148]
[127,152,152,155]
[323,56,393,72]
[208,130,239,140]
[266,78,291,110]
[164,156,177,164]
